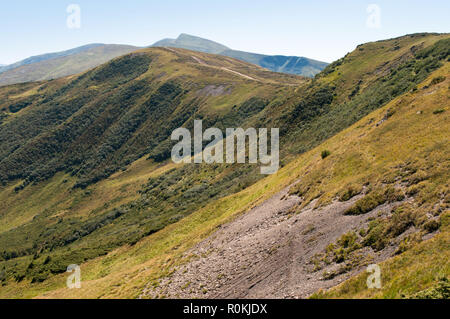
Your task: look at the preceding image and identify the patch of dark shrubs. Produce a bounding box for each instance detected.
[321,150,331,159]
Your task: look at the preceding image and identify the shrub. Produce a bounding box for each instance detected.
[345,190,385,215]
[362,220,387,251]
[430,76,445,86]
[333,247,346,263]
[338,184,362,202]
[337,232,360,250]
[324,232,362,264]
[395,233,422,255]
[43,256,51,265]
[291,85,334,122]
[321,150,331,159]
[423,219,440,233]
[409,277,450,299]
[345,186,405,215]
[384,186,406,202]
[385,206,420,237]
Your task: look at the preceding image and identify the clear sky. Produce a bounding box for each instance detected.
[1,0,449,64]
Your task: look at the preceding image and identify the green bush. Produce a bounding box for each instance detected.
[324,232,362,264]
[409,277,450,299]
[338,184,362,202]
[321,150,331,159]
[345,186,405,215]
[362,220,387,251]
[385,207,419,237]
[430,75,446,86]
[423,219,440,233]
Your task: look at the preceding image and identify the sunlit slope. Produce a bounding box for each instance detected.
[0,47,306,295]
[0,47,302,189]
[308,64,449,299]
[0,44,140,87]
[0,33,448,298]
[151,33,328,77]
[11,57,450,298]
[0,53,447,300]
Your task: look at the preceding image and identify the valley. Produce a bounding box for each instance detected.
[0,33,448,299]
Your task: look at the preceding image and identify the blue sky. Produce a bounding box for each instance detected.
[1,0,449,64]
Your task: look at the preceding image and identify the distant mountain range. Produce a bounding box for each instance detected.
[0,44,105,73]
[0,34,327,86]
[0,44,139,86]
[151,34,328,77]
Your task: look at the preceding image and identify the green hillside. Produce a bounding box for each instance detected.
[307,62,450,299]
[0,33,448,298]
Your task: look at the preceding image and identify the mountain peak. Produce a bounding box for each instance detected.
[151,34,328,77]
[152,33,230,54]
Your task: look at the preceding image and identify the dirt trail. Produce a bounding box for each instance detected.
[191,56,207,65]
[141,185,401,299]
[190,53,257,81]
[166,47,259,82]
[220,67,257,81]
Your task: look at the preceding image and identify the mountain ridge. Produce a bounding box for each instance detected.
[0,44,140,86]
[0,44,107,74]
[150,34,329,77]
[152,33,230,54]
[0,34,327,87]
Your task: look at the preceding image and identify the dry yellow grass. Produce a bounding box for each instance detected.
[0,36,448,298]
[0,61,446,299]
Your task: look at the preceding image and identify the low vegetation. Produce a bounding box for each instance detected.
[344,186,405,216]
[0,33,448,298]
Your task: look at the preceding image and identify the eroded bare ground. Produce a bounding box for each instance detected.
[141,186,409,299]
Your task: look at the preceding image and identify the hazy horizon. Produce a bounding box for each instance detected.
[1,0,449,65]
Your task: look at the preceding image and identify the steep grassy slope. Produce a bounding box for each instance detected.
[0,44,140,86]
[0,47,306,290]
[0,47,302,189]
[0,33,448,298]
[2,51,447,300]
[142,61,449,300]
[151,33,328,77]
[306,64,450,299]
